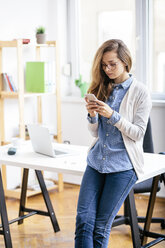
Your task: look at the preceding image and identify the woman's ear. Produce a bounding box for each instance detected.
[125,65,129,72]
[123,62,128,72]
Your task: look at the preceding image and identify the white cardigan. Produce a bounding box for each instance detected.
[88,79,152,179]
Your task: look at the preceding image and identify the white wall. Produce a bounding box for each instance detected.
[0,0,49,41]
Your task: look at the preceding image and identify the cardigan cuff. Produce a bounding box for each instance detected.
[107,111,121,125]
[87,113,98,124]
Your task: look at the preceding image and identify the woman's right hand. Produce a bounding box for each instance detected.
[85,97,98,117]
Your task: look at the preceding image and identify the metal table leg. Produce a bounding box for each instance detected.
[35,170,60,232]
[0,170,12,248]
[127,189,142,248]
[18,168,29,225]
[18,168,60,232]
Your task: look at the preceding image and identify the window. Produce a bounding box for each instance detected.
[67,0,165,99]
[79,0,136,83]
[152,0,165,94]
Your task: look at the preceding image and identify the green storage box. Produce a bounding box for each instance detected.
[25,62,55,93]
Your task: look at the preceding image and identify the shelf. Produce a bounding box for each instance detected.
[4,185,58,199]
[0,40,56,48]
[0,91,18,98]
[0,40,18,47]
[0,91,56,99]
[36,41,56,47]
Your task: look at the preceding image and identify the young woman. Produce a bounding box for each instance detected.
[75,39,152,248]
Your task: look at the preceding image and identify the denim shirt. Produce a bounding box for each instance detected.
[87,76,133,173]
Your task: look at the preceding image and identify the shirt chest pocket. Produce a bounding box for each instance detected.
[107,124,117,135]
[109,128,123,145]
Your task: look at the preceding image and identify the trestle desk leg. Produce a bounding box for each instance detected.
[142,175,160,245]
[127,189,141,248]
[0,171,12,248]
[18,168,29,225]
[35,170,60,232]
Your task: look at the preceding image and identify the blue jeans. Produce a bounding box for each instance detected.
[75,165,137,248]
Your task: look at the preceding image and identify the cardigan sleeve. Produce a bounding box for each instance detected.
[88,122,99,138]
[114,85,152,142]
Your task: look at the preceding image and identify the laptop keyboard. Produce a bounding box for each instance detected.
[54,149,68,155]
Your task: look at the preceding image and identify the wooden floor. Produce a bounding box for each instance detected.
[0,183,165,248]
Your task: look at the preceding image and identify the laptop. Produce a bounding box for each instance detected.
[27,124,74,158]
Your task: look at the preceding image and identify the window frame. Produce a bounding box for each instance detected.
[66,0,80,95]
[67,0,165,101]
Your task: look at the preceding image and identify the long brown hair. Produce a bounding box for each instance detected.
[88,39,132,101]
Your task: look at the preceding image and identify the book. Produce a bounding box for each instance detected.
[2,73,11,91]
[5,73,14,91]
[25,61,56,93]
[8,75,17,92]
[2,73,17,92]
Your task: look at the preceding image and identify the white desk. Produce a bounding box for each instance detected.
[0,141,87,176]
[0,141,165,248]
[0,141,165,181]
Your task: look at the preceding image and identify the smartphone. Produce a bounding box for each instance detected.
[85,93,97,102]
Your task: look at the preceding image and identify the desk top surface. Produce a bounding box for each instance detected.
[0,141,165,183]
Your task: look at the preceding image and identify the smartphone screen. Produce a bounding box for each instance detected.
[85,94,97,101]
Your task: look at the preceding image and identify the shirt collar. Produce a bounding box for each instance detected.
[113,74,133,89]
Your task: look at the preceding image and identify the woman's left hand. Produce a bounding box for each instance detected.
[95,100,114,118]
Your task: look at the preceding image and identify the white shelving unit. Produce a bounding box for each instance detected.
[0,39,63,198]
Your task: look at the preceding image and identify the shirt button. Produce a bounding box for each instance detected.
[112,96,115,100]
[106,133,109,136]
[103,157,105,160]
[104,144,106,148]
[116,87,118,90]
